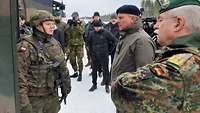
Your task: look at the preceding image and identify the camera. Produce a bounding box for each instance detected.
[142,17,157,37]
[142,17,161,49]
[67,19,81,27]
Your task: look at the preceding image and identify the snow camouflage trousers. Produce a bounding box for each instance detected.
[111,47,200,113]
[69,45,84,73]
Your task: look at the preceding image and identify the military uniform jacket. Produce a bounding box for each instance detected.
[111,19,155,81]
[17,31,71,109]
[111,32,200,113]
[67,22,85,46]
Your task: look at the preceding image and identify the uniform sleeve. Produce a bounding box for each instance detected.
[60,60,71,94]
[16,41,33,113]
[111,63,170,112]
[52,40,71,94]
[64,27,71,55]
[111,53,198,112]
[64,23,70,48]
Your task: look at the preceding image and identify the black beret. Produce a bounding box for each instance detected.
[93,20,102,27]
[93,12,100,17]
[116,5,141,16]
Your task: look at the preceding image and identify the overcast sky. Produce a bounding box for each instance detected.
[55,0,141,18]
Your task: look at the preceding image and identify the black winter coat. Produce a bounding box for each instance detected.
[54,29,65,50]
[105,22,120,39]
[88,29,118,56]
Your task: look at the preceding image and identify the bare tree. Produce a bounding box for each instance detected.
[141,0,167,17]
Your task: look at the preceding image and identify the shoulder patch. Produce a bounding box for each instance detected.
[166,53,193,68]
[18,47,27,52]
[17,46,27,58]
[151,65,169,79]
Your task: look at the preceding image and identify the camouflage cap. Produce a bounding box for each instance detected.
[30,10,54,27]
[160,0,200,13]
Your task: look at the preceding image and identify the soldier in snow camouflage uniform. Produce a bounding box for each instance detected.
[17,10,71,113]
[67,12,85,81]
[111,0,200,113]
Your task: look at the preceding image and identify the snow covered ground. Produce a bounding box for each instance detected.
[59,49,116,113]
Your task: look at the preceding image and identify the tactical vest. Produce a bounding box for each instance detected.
[21,36,65,96]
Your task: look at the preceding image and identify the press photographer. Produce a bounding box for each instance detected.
[66,12,85,81]
[142,17,157,37]
[68,12,82,27]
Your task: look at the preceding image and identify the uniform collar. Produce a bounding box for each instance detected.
[170,32,200,49]
[33,28,53,43]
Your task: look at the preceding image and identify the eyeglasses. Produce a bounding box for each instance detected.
[157,16,177,23]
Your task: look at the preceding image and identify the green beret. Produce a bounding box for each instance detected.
[160,0,200,13]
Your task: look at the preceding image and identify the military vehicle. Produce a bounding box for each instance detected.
[19,0,66,21]
[0,0,65,112]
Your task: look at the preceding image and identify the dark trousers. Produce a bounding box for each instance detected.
[91,54,109,86]
[109,48,116,82]
[110,47,116,64]
[85,46,92,64]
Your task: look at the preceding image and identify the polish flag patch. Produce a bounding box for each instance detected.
[18,47,27,52]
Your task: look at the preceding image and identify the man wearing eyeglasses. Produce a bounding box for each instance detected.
[111,0,200,113]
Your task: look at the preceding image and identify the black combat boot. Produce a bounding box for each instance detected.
[89,84,97,92]
[85,62,90,67]
[105,85,110,93]
[100,80,105,86]
[70,72,78,78]
[89,71,92,76]
[98,71,102,78]
[77,73,82,81]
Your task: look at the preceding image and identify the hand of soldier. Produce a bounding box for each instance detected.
[64,48,70,61]
[77,20,82,24]
[65,75,71,94]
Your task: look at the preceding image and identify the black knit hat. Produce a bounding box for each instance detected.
[71,12,79,18]
[93,12,100,17]
[116,5,141,16]
[110,14,117,19]
[93,20,102,27]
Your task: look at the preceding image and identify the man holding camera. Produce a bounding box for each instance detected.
[111,0,200,113]
[67,12,85,81]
